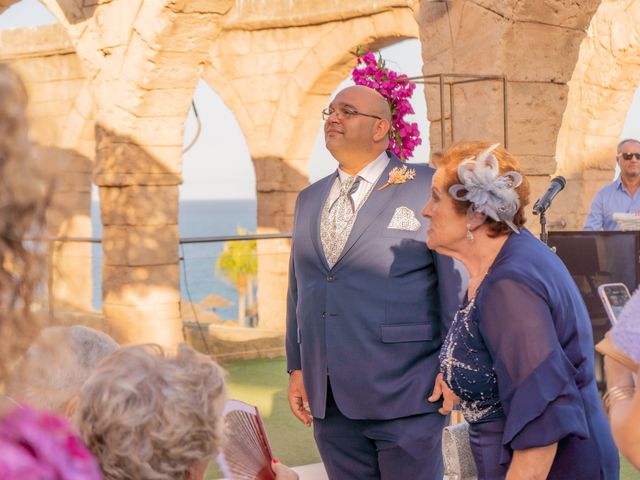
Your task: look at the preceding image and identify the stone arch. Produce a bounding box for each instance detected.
[556,0,636,229]
[273,8,420,180]
[0,0,19,14]
[418,0,603,232]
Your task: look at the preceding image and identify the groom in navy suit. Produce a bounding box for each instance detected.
[286,85,463,479]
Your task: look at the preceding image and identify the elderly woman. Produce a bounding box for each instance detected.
[75,343,297,480]
[75,343,225,480]
[424,141,618,479]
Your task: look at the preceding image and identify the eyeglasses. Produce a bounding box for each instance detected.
[617,152,640,160]
[322,106,382,121]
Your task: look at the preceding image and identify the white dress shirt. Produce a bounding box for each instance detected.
[326,151,390,211]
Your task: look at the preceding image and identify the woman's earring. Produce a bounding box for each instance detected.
[466,224,474,241]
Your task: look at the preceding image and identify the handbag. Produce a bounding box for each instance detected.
[442,421,478,480]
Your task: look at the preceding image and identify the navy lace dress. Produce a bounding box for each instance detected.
[440,229,619,479]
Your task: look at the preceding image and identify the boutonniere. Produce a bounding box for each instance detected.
[378,165,416,190]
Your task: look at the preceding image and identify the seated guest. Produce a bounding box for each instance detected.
[75,343,297,480]
[5,325,118,415]
[425,141,619,479]
[603,288,640,468]
[584,138,640,230]
[0,405,102,479]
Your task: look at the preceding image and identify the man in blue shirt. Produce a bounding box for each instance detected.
[584,138,640,230]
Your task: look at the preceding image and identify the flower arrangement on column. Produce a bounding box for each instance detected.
[351,47,421,161]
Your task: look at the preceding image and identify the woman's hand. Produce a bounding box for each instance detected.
[506,443,558,480]
[428,373,460,415]
[271,458,299,480]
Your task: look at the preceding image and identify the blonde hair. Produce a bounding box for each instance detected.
[0,64,51,379]
[5,325,119,413]
[75,343,227,480]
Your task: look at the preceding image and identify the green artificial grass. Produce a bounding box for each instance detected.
[206,356,638,480]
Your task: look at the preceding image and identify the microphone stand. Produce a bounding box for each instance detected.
[538,207,548,245]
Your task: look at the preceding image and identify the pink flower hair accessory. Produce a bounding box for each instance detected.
[0,406,102,480]
[351,47,422,161]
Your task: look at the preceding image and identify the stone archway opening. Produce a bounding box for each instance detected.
[309,38,429,182]
[179,79,258,327]
[0,0,57,27]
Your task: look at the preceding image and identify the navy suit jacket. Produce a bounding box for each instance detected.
[286,153,464,420]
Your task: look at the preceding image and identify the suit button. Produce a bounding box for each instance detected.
[327,275,334,282]
[321,312,326,319]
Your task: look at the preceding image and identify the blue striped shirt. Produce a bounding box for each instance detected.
[583,177,640,230]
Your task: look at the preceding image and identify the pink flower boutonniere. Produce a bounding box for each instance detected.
[378,165,416,190]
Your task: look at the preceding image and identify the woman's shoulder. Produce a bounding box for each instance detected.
[481,229,570,298]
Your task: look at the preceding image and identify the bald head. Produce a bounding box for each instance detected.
[348,85,392,121]
[324,85,392,172]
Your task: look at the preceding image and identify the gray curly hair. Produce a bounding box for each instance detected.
[75,343,227,480]
[0,64,51,380]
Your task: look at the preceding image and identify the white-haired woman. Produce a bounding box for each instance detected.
[425,141,618,479]
[75,343,297,480]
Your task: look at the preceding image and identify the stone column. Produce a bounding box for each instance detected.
[417,0,599,233]
[95,125,183,345]
[253,156,308,330]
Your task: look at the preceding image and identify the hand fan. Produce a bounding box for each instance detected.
[216,399,276,480]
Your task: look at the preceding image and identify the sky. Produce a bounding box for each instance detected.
[1,0,637,199]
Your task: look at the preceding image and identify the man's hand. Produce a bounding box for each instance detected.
[287,370,312,426]
[428,372,460,415]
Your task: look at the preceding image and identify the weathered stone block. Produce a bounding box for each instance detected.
[103,225,179,266]
[504,23,585,83]
[102,264,180,305]
[103,303,183,345]
[99,184,179,226]
[95,136,183,175]
[508,82,568,157]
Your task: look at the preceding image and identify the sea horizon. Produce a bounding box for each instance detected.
[91,198,258,321]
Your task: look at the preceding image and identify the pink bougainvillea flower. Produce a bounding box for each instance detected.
[351,48,421,160]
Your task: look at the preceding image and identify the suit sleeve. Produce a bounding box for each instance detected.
[286,197,301,372]
[433,251,466,337]
[583,190,604,231]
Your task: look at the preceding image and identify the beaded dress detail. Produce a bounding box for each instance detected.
[439,296,504,423]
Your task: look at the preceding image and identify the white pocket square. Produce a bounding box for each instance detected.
[387,206,421,231]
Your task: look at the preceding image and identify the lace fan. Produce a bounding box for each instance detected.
[216,399,275,480]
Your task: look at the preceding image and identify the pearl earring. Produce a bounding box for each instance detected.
[466,224,474,241]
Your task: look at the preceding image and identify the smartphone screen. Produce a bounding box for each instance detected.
[598,283,631,324]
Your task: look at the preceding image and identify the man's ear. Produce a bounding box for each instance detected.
[373,119,391,142]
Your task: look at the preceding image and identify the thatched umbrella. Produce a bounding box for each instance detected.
[199,293,232,310]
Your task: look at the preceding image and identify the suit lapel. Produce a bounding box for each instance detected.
[332,154,404,268]
[311,171,337,271]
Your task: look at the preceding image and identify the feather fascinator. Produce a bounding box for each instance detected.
[448,143,522,233]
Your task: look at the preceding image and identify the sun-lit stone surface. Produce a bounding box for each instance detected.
[0,0,630,344]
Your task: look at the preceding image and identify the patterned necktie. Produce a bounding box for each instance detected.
[321,176,361,267]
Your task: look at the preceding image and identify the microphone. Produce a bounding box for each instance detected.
[533,176,566,215]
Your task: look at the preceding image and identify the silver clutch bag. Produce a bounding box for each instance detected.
[442,421,477,480]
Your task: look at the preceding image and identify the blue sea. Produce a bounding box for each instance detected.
[91,199,257,321]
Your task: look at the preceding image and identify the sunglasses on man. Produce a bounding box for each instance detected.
[617,152,640,160]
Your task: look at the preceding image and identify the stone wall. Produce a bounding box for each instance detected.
[3,0,633,346]
[0,24,94,312]
[417,0,602,233]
